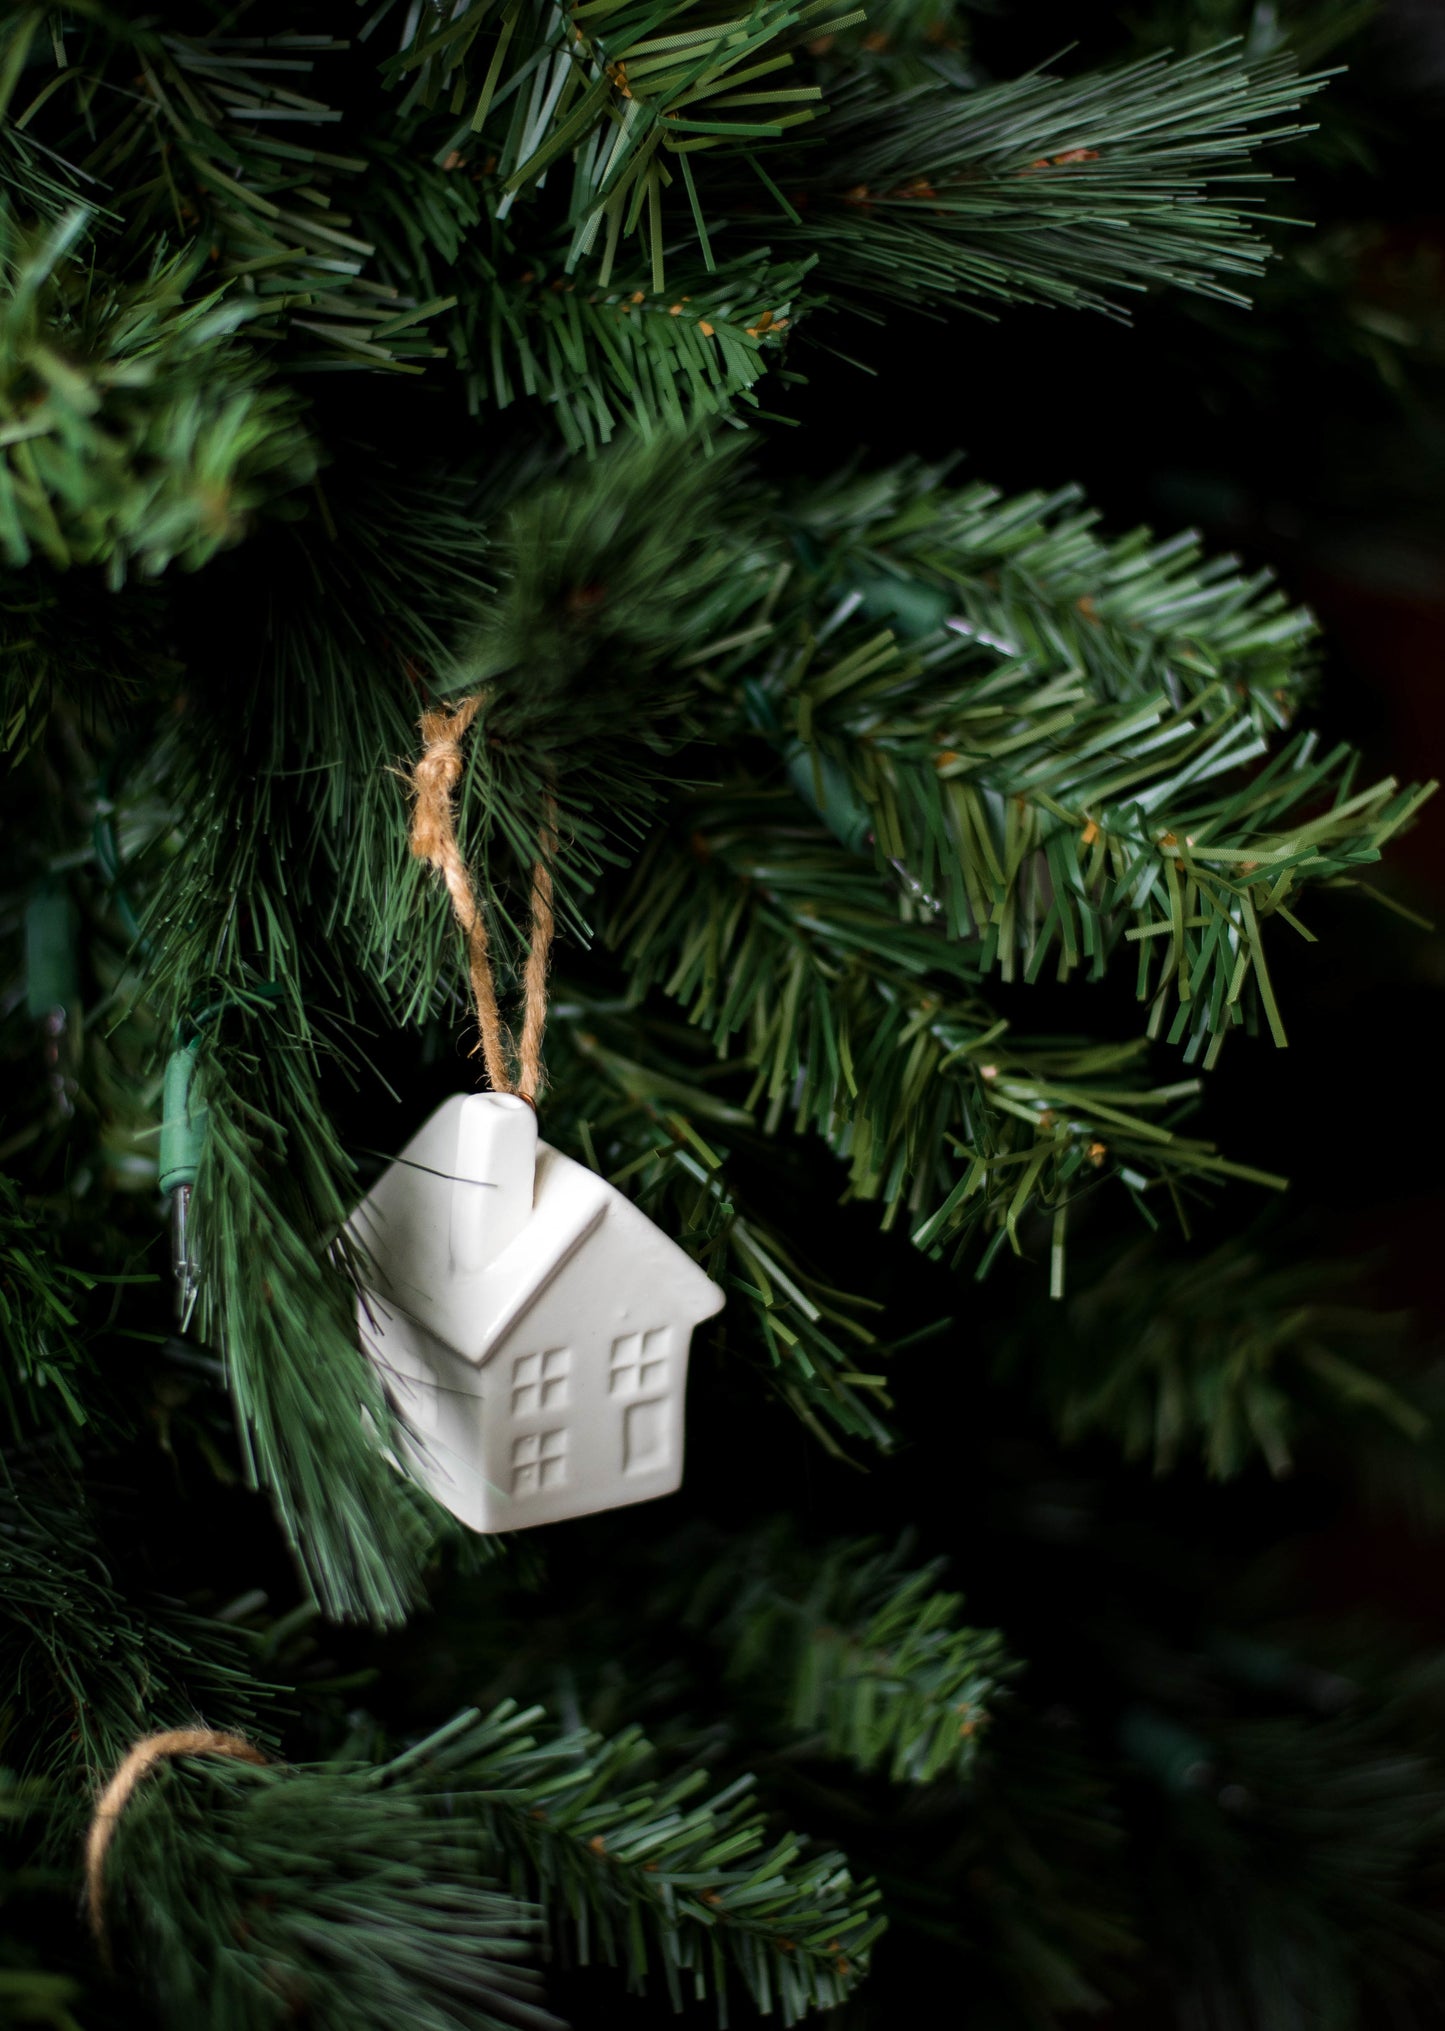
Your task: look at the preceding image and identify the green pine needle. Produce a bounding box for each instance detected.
[547,1007,900,1450]
[688,1529,1017,1785]
[612,793,1286,1272]
[1004,1232,1427,1478]
[0,213,317,581]
[108,1747,556,2031]
[797,43,1327,316]
[0,1171,92,1450]
[421,1701,884,2021]
[0,1484,267,1830]
[700,462,1434,1059]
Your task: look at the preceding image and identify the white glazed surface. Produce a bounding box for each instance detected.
[349,1093,725,1532]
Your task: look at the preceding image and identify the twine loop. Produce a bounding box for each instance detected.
[409,696,556,1102]
[85,1728,268,1948]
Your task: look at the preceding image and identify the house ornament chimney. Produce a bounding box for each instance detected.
[449,1092,537,1273]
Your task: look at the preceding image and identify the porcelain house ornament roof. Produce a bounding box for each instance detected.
[347,1092,725,1531]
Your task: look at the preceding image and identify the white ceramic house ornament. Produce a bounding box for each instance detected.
[347,1093,725,1532]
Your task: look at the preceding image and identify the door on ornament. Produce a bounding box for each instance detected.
[608,1326,673,1477]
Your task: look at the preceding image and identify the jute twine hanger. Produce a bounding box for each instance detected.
[409,695,557,1103]
[84,1728,268,1952]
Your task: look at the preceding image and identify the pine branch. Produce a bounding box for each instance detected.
[803,0,977,88]
[4,13,1337,439]
[116,442,764,1616]
[789,43,1327,316]
[0,1959,80,2031]
[0,116,109,230]
[685,1530,1016,1784]
[359,137,812,445]
[372,0,849,287]
[1003,1232,1427,1477]
[107,1744,557,2031]
[191,1042,442,1626]
[0,1482,265,1829]
[0,1172,91,1451]
[0,211,317,581]
[475,249,805,451]
[1128,1693,1445,2028]
[713,464,1434,1061]
[127,821,429,1632]
[366,435,770,1008]
[612,792,1284,1279]
[123,471,502,1620]
[92,1645,881,2025]
[442,430,763,743]
[891,1710,1135,2020]
[784,460,1318,724]
[1,566,168,772]
[546,1006,899,1450]
[4,10,447,371]
[417,1701,883,2022]
[806,682,1426,1071]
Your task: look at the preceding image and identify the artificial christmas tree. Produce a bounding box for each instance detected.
[5,1,1445,2025]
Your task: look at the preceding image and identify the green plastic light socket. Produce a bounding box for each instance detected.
[24,880,79,1018]
[158,1042,207,1195]
[746,670,876,855]
[855,573,954,641]
[783,744,875,857]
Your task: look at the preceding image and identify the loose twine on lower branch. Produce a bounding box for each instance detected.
[84,1728,269,1952]
[408,694,557,1103]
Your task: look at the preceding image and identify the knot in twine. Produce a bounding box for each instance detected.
[409,696,556,1103]
[85,1728,268,1951]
